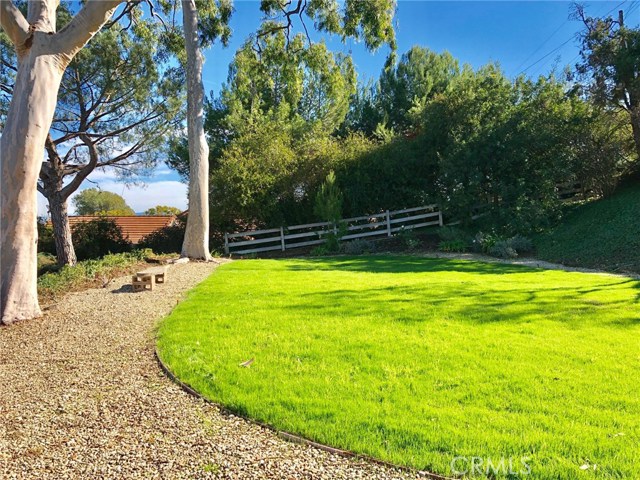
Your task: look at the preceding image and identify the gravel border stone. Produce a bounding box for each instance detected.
[0,261,429,479]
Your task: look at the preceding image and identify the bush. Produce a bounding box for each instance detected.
[475,233,533,259]
[438,226,467,243]
[396,227,421,250]
[438,239,467,253]
[37,252,58,275]
[310,245,331,256]
[38,250,150,301]
[489,240,518,259]
[341,239,376,255]
[72,219,132,261]
[37,220,57,255]
[472,231,500,254]
[139,220,186,254]
[510,234,533,253]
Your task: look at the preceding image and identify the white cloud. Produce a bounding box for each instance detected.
[37,163,186,217]
[39,180,188,216]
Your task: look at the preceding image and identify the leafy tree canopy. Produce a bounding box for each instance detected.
[145,205,182,216]
[73,189,135,216]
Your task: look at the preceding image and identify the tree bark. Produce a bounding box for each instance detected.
[1,36,66,324]
[180,0,212,261]
[48,194,77,267]
[0,0,121,325]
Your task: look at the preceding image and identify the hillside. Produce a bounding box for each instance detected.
[535,182,640,274]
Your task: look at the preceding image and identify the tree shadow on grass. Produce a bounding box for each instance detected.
[278,256,640,328]
[284,255,549,275]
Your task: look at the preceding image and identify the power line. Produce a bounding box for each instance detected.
[518,0,630,77]
[520,37,575,75]
[514,20,570,72]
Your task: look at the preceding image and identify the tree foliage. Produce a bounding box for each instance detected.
[574,5,640,161]
[314,170,343,222]
[71,219,132,261]
[145,205,182,216]
[73,189,135,216]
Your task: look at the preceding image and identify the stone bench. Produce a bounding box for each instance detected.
[132,266,168,292]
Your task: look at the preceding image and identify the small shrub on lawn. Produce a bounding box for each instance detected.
[341,239,376,255]
[438,239,467,253]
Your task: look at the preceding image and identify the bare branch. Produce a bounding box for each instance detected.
[60,134,100,199]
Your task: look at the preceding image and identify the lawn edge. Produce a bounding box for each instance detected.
[154,348,452,480]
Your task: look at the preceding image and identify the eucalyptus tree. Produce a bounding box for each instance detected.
[0,0,126,324]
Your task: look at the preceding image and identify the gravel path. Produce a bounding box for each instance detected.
[0,261,422,480]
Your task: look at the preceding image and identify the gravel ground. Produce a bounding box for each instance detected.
[0,261,423,480]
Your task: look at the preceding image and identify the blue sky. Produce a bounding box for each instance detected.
[39,0,639,216]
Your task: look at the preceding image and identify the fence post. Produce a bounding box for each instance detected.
[280,226,285,251]
[386,210,391,237]
[224,233,229,255]
[438,209,444,227]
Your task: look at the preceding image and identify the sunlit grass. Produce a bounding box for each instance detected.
[157,256,640,479]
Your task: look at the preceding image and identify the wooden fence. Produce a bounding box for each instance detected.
[224,205,443,255]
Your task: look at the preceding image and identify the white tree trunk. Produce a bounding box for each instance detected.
[1,43,64,323]
[180,0,212,261]
[0,0,121,324]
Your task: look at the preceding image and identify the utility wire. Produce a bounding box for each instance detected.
[519,0,629,77]
[514,20,570,72]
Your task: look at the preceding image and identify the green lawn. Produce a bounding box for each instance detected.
[535,183,640,273]
[157,256,640,479]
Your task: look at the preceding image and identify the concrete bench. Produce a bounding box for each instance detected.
[132,266,168,292]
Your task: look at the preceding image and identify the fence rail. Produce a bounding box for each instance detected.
[224,205,443,255]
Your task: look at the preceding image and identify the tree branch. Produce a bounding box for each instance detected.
[60,134,100,199]
[0,0,30,46]
[55,0,124,59]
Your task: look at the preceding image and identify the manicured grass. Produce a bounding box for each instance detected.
[535,183,640,273]
[157,256,640,479]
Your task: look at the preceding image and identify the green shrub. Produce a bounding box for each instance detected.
[489,240,518,259]
[72,219,132,261]
[37,219,57,255]
[139,220,185,254]
[396,227,421,250]
[341,239,376,255]
[38,251,149,301]
[438,226,467,243]
[474,231,533,258]
[310,245,331,256]
[438,239,467,253]
[37,252,58,275]
[472,231,500,253]
[510,234,533,253]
